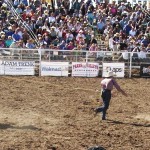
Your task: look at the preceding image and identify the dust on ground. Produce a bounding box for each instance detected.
[0,76,150,150]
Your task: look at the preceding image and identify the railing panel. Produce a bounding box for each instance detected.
[0,48,150,78]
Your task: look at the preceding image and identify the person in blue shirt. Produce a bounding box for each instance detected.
[20,0,28,6]
[12,29,22,41]
[6,26,14,37]
[26,39,36,49]
[123,20,132,35]
[119,17,127,29]
[141,35,149,47]
[97,19,105,33]
[58,40,66,50]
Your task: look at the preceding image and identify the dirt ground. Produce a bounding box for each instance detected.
[0,76,150,150]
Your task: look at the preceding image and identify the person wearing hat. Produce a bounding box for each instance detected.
[113,33,120,51]
[94,71,127,120]
[5,36,13,48]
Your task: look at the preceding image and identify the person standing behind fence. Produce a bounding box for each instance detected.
[94,71,127,120]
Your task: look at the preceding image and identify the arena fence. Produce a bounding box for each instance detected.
[0,48,150,78]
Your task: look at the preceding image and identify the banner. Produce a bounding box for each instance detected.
[72,62,99,77]
[140,64,150,78]
[102,63,125,78]
[41,62,69,76]
[0,60,35,75]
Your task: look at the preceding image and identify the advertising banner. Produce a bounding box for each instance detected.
[140,63,150,78]
[72,62,99,77]
[0,60,35,75]
[102,63,125,78]
[41,62,69,76]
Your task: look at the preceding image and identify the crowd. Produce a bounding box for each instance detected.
[0,0,150,60]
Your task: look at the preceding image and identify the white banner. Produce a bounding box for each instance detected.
[102,63,125,78]
[0,60,35,75]
[72,62,99,77]
[41,62,69,76]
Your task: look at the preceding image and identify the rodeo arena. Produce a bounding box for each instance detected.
[0,0,150,149]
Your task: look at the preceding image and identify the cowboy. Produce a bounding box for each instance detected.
[94,71,127,120]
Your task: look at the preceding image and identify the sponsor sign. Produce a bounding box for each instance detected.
[102,63,125,78]
[140,64,150,78]
[41,62,69,76]
[72,62,99,77]
[0,60,35,75]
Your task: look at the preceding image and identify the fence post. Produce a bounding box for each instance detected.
[3,59,5,75]
[129,52,132,78]
[75,51,77,62]
[85,51,88,63]
[20,49,22,60]
[85,51,88,77]
[39,49,41,76]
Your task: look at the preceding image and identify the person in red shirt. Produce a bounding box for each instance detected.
[67,41,74,50]
[94,71,127,120]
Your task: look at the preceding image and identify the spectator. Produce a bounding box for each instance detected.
[132,42,140,52]
[138,49,147,59]
[119,39,128,50]
[52,38,59,47]
[35,17,43,29]
[112,33,120,51]
[90,34,97,45]
[141,34,149,47]
[5,36,13,48]
[97,18,105,34]
[123,20,132,35]
[118,50,129,61]
[66,41,75,50]
[16,5,23,14]
[72,0,81,13]
[129,27,137,37]
[9,17,16,25]
[89,43,98,56]
[43,34,51,47]
[50,26,57,40]
[66,30,74,43]
[26,39,36,49]
[57,40,66,50]
[76,30,85,41]
[12,29,22,41]
[76,36,86,50]
[22,29,30,44]
[119,16,128,29]
[146,44,150,52]
[13,0,20,8]
[48,12,56,23]
[9,40,23,56]
[118,2,126,13]
[0,38,5,48]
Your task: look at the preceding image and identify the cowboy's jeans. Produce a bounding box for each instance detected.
[96,89,111,119]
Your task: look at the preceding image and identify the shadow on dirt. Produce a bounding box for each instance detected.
[107,119,150,127]
[87,146,106,150]
[0,123,41,130]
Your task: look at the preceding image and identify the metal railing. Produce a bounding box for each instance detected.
[0,48,150,77]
